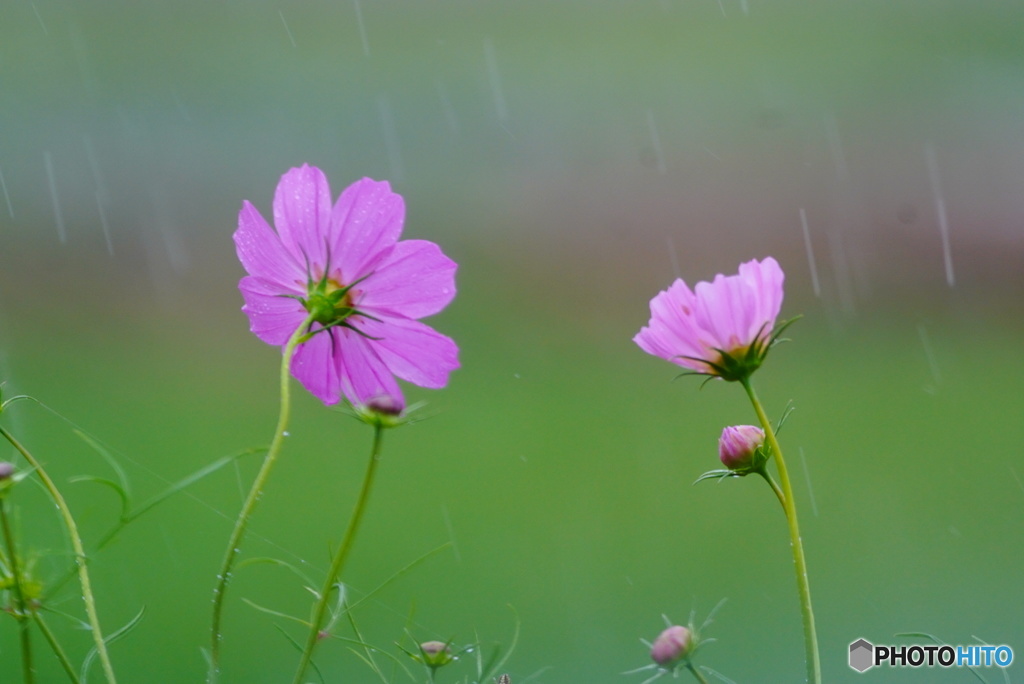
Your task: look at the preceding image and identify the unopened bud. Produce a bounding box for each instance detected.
[419,640,454,669]
[718,425,765,471]
[0,462,13,481]
[651,625,692,667]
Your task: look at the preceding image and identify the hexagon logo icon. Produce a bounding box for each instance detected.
[849,638,874,672]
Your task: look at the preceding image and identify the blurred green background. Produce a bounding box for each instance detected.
[1,1,1023,681]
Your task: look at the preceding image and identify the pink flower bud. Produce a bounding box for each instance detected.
[718,425,765,470]
[419,640,454,668]
[651,625,692,666]
[0,462,13,481]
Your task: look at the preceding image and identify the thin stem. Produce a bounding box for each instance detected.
[291,423,385,684]
[740,378,821,684]
[34,613,81,684]
[756,468,786,510]
[0,426,117,684]
[684,661,709,684]
[1,496,34,684]
[208,313,316,683]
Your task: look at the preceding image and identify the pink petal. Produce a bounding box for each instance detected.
[239,276,307,347]
[358,315,460,389]
[634,280,711,370]
[234,201,304,287]
[272,165,334,272]
[739,257,784,336]
[358,240,457,319]
[330,178,405,281]
[693,273,754,351]
[333,328,405,407]
[291,328,342,405]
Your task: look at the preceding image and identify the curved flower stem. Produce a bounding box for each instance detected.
[684,661,709,684]
[1,495,34,684]
[291,423,385,684]
[0,426,117,684]
[208,313,316,683]
[740,379,820,684]
[756,469,786,510]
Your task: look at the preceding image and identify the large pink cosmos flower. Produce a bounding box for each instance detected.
[634,257,785,381]
[233,165,459,409]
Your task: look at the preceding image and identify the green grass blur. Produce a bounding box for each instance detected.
[1,1,1023,682]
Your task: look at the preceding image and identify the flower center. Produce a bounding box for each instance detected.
[303,276,358,327]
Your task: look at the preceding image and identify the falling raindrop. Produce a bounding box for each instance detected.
[1009,467,1024,496]
[435,79,461,135]
[30,0,48,35]
[0,163,13,218]
[799,447,818,517]
[823,114,849,181]
[916,324,941,386]
[798,208,821,298]
[483,37,509,124]
[83,136,114,254]
[43,151,66,243]
[95,190,113,255]
[827,230,855,315]
[279,10,297,48]
[646,110,667,174]
[353,0,370,56]
[924,143,955,287]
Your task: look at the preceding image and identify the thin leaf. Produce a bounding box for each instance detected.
[275,624,326,684]
[342,542,452,616]
[81,606,145,684]
[68,476,130,522]
[241,598,310,627]
[33,612,82,684]
[73,430,131,499]
[236,555,318,589]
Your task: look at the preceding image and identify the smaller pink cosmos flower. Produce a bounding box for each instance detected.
[633,257,786,382]
[718,425,766,471]
[233,165,459,410]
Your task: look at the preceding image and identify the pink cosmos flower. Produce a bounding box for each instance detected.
[633,257,785,381]
[233,164,459,409]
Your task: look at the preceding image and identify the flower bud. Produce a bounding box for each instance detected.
[0,461,14,497]
[718,425,765,471]
[651,625,692,667]
[419,640,454,669]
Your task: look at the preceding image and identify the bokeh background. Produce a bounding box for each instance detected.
[2,1,1023,681]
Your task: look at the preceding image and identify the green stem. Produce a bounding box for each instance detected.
[208,314,315,683]
[684,661,709,684]
[34,613,81,684]
[0,426,117,684]
[291,423,385,684]
[756,468,786,510]
[741,379,821,684]
[1,495,34,684]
